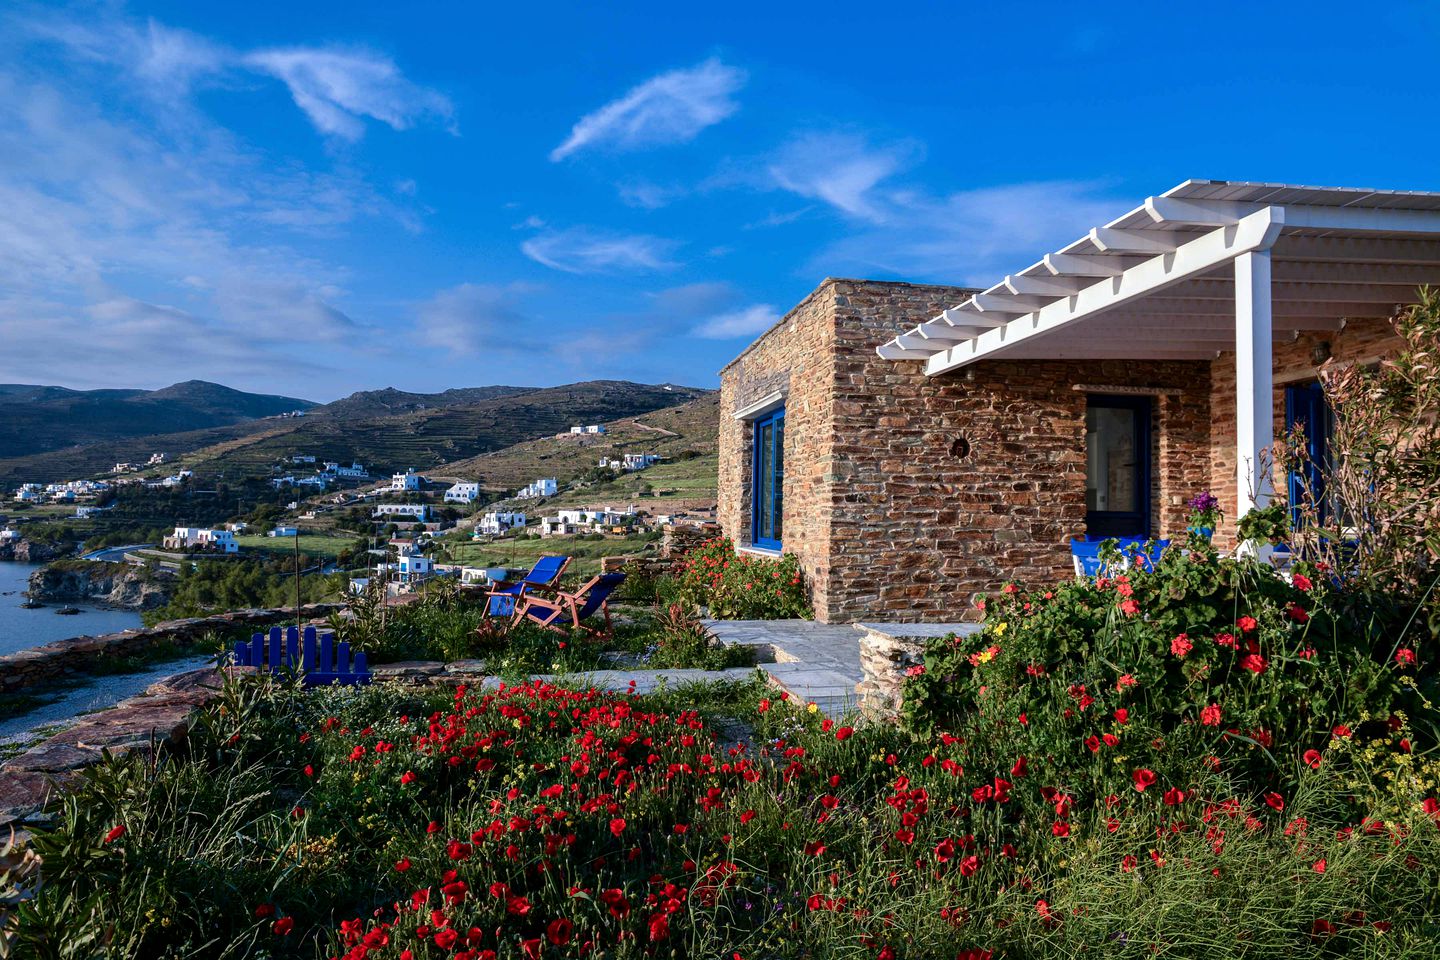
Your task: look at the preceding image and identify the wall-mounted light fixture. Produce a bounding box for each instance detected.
[1311,341,1332,367]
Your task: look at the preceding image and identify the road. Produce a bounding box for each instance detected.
[80,543,154,562]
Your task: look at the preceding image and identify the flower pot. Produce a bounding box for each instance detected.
[1187,525,1214,541]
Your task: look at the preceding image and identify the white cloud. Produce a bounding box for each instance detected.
[617,179,688,210]
[550,57,745,161]
[521,227,680,274]
[244,47,455,141]
[819,180,1124,284]
[414,283,532,354]
[766,131,921,222]
[692,304,780,339]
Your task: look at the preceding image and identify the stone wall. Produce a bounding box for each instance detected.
[0,603,345,695]
[718,277,1213,623]
[1206,315,1403,551]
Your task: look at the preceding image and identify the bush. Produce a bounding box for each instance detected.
[14,673,1440,959]
[669,537,812,619]
[903,541,1437,820]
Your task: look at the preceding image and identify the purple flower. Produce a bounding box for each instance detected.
[1188,490,1220,513]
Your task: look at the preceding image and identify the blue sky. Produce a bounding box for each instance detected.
[4,1,1438,401]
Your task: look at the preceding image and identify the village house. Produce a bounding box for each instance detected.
[391,469,422,492]
[718,180,1419,623]
[444,481,482,503]
[268,526,298,538]
[517,477,558,500]
[374,503,430,521]
[163,526,239,553]
[475,511,526,537]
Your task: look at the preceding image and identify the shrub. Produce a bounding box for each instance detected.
[903,544,1436,812]
[668,537,811,619]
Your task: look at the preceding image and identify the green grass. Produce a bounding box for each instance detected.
[235,534,358,559]
[445,530,662,576]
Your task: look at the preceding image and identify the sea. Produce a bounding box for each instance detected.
[0,560,144,658]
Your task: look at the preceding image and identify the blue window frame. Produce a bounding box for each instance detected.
[751,406,785,550]
[1284,381,1332,529]
[1085,395,1152,538]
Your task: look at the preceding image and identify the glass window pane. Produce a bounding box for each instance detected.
[773,416,784,542]
[1086,406,1139,514]
[758,422,774,539]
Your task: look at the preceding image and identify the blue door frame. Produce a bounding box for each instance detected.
[1085,394,1152,539]
[751,407,784,550]
[1284,381,1329,528]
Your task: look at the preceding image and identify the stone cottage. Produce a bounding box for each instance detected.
[718,180,1427,623]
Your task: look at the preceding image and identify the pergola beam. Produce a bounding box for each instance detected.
[1043,252,1133,276]
[1090,226,1182,254]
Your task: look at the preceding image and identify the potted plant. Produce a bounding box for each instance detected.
[1186,490,1221,541]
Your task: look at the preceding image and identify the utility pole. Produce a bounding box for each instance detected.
[293,526,301,632]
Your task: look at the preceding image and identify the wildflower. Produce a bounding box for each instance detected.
[254,904,275,918]
[1396,648,1416,667]
[395,858,411,872]
[272,917,294,935]
[1051,821,1071,838]
[959,854,980,877]
[1170,634,1193,657]
[1121,854,1138,872]
[1303,749,1323,769]
[1163,787,1186,806]
[1114,708,1129,724]
[1265,792,1285,812]
[1332,724,1353,739]
[103,824,126,844]
[1011,756,1028,777]
[803,841,826,856]
[1200,703,1222,726]
[758,699,771,713]
[609,818,627,837]
[835,726,855,741]
[935,838,955,862]
[400,770,416,785]
[546,918,574,946]
[1132,768,1157,792]
[1287,604,1309,623]
[1313,859,1326,873]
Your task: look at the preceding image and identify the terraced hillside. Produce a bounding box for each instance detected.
[435,393,718,494]
[0,381,710,486]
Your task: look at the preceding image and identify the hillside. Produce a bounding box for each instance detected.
[0,380,314,459]
[0,380,712,485]
[436,392,719,498]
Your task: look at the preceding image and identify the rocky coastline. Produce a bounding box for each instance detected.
[0,537,75,564]
[26,560,173,610]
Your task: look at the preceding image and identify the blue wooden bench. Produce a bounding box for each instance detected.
[231,625,371,686]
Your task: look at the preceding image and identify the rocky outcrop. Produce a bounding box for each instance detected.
[27,561,172,610]
[0,538,75,563]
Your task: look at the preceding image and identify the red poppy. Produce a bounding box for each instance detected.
[400,770,416,785]
[1163,787,1186,806]
[254,903,275,918]
[272,917,294,935]
[609,818,627,837]
[1132,768,1157,792]
[1265,792,1285,812]
[1051,821,1071,838]
[834,726,855,741]
[103,824,126,844]
[433,928,458,949]
[648,912,670,942]
[1011,755,1028,777]
[395,858,411,872]
[546,917,574,946]
[804,841,827,856]
[934,838,955,862]
[1303,749,1323,769]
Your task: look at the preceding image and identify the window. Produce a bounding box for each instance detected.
[1085,395,1151,538]
[751,406,785,550]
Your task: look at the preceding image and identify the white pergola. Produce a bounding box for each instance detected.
[877,180,1440,516]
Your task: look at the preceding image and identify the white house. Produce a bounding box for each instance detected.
[444,481,482,504]
[374,503,430,521]
[161,470,192,488]
[585,425,606,434]
[268,526,299,538]
[396,554,433,582]
[336,462,368,478]
[517,477,558,500]
[0,528,22,543]
[540,516,578,537]
[569,426,585,434]
[147,452,167,465]
[392,470,421,492]
[291,455,316,464]
[226,521,248,533]
[163,527,238,553]
[475,511,526,536]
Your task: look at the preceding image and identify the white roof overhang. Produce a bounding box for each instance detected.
[879,180,1440,374]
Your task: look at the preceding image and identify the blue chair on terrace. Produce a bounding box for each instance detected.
[231,625,370,686]
[485,555,572,616]
[514,572,626,637]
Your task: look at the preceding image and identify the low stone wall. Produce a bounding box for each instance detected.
[856,622,981,720]
[0,666,238,830]
[0,603,345,695]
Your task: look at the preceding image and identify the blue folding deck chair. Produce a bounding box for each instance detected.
[513,572,626,637]
[231,625,371,686]
[1070,537,1171,577]
[485,555,572,616]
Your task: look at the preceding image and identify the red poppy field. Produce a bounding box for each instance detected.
[7,537,1440,959]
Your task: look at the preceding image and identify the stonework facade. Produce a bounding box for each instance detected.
[718,278,1403,624]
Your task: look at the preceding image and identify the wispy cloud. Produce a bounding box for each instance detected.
[521,227,680,274]
[692,304,779,339]
[617,179,688,210]
[244,47,455,141]
[413,283,533,354]
[818,180,1124,284]
[19,10,453,141]
[765,131,922,222]
[550,57,745,161]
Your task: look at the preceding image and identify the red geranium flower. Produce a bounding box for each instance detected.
[1237,616,1258,633]
[1170,634,1192,657]
[1293,574,1313,591]
[1200,703,1222,726]
[1396,648,1416,667]
[1287,604,1309,623]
